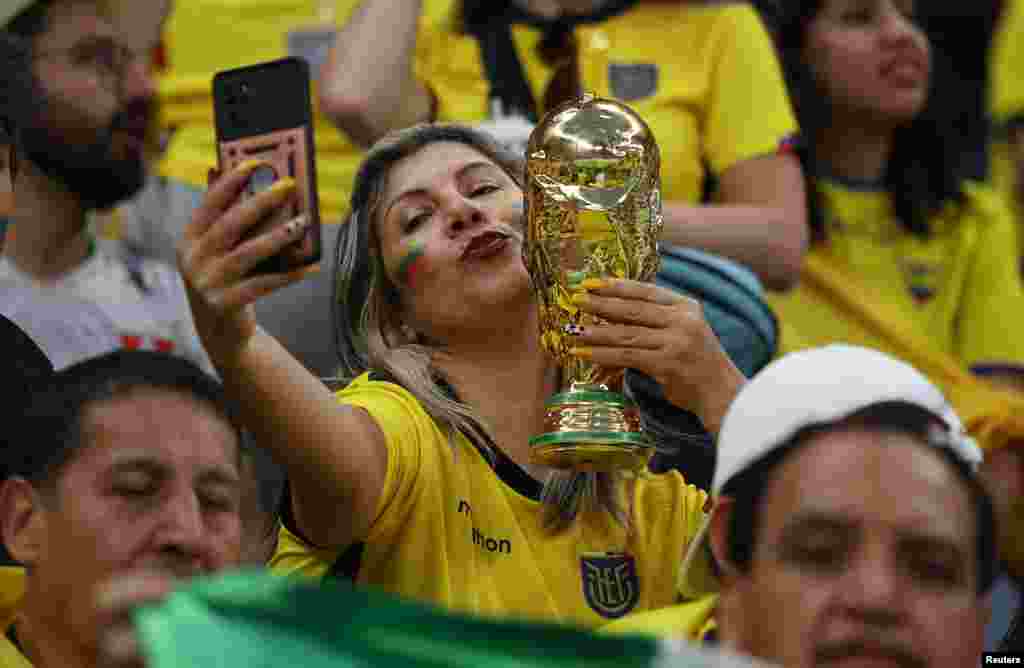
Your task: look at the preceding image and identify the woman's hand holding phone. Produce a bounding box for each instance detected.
[177,160,319,365]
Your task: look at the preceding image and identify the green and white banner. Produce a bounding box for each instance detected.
[135,572,770,668]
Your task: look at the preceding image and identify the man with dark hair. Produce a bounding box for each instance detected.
[0,350,244,667]
[603,345,996,667]
[701,345,994,668]
[0,0,212,373]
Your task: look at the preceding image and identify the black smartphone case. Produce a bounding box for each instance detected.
[213,57,322,275]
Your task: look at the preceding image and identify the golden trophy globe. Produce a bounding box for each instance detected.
[524,94,663,472]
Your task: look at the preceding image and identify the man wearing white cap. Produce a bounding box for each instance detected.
[705,344,996,668]
[604,345,996,667]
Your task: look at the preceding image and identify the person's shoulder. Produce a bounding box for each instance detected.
[632,469,708,506]
[958,180,1012,219]
[335,371,439,426]
[668,1,765,24]
[927,180,1015,236]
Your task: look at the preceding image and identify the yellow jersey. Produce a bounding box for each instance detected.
[989,0,1024,256]
[155,0,364,223]
[769,179,1024,367]
[270,373,713,630]
[416,1,798,203]
[598,593,718,642]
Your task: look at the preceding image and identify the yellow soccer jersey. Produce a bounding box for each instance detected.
[992,0,1024,131]
[271,373,712,630]
[990,0,1024,256]
[598,593,717,642]
[415,1,797,204]
[155,0,365,223]
[769,180,1024,366]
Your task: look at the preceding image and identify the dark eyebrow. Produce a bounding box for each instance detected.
[196,467,241,489]
[108,454,168,478]
[897,530,965,561]
[108,452,240,488]
[383,160,503,221]
[778,512,858,543]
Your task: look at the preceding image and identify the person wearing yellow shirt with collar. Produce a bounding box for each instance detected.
[766,0,1024,406]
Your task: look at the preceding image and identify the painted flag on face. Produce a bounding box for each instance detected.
[396,240,427,287]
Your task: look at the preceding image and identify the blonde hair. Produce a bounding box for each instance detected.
[332,123,629,531]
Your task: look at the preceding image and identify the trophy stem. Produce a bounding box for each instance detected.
[529,385,653,472]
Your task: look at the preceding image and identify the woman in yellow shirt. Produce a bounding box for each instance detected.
[766,0,1024,603]
[767,0,1024,371]
[176,123,739,628]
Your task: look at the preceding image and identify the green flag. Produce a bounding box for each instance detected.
[134,571,762,668]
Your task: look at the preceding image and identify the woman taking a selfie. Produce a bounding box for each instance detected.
[178,123,743,631]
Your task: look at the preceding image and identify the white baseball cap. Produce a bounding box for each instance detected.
[1,1,35,29]
[712,344,982,495]
[678,345,982,589]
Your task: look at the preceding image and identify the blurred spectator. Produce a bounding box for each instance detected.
[766,0,1024,385]
[602,345,995,659]
[323,0,808,292]
[990,0,1024,263]
[177,123,744,627]
[0,350,244,667]
[108,0,399,379]
[0,0,213,373]
[707,346,994,668]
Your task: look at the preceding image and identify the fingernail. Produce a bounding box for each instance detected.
[580,278,608,290]
[236,159,267,175]
[569,347,592,359]
[268,177,297,195]
[284,215,308,236]
[295,263,321,278]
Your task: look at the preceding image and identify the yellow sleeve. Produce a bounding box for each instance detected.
[676,484,716,601]
[413,11,490,123]
[704,5,798,176]
[270,522,344,579]
[957,184,1024,366]
[598,593,718,641]
[335,376,428,543]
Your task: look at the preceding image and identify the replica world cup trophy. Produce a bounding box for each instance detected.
[524,94,663,472]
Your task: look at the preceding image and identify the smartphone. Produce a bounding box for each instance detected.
[212,57,321,275]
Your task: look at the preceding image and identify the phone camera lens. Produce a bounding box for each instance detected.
[247,165,278,195]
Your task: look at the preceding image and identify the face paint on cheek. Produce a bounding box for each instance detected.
[396,240,427,288]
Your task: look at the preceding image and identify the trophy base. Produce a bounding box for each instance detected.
[529,388,654,472]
